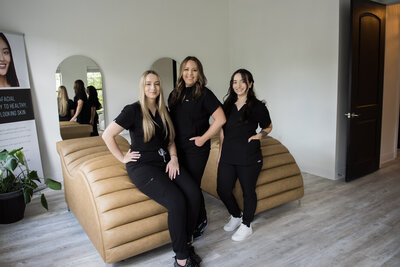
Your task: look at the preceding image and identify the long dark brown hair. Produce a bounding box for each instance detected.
[223,69,259,123]
[0,33,19,87]
[73,79,87,101]
[169,56,207,106]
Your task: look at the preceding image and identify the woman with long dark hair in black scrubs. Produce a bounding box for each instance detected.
[0,33,19,87]
[168,56,226,239]
[70,79,91,124]
[217,69,272,241]
[87,85,102,136]
[103,70,202,267]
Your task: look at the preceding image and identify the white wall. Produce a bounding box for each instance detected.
[380,4,400,165]
[229,0,340,179]
[0,0,230,180]
[151,57,175,103]
[336,0,351,179]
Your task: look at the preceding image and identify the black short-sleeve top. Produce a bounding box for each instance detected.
[168,86,221,153]
[59,99,75,121]
[74,92,91,124]
[220,100,272,165]
[114,101,170,166]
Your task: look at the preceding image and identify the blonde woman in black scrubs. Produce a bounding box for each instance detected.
[103,70,201,267]
[168,56,226,239]
[217,69,272,241]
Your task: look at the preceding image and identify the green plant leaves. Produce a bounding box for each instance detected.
[4,157,18,172]
[40,194,48,210]
[22,187,32,204]
[15,150,25,164]
[0,149,8,161]
[45,179,62,190]
[1,147,62,211]
[8,148,23,156]
[27,171,40,183]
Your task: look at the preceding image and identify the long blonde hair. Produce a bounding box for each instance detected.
[57,86,69,117]
[139,70,175,143]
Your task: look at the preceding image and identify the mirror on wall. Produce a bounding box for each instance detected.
[151,57,178,103]
[55,55,105,140]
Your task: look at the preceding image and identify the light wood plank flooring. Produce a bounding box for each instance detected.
[1,157,399,267]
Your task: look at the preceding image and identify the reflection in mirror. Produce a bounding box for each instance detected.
[55,55,105,140]
[151,57,178,103]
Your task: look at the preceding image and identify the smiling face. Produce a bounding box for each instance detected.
[144,73,161,101]
[182,60,199,87]
[0,38,11,77]
[232,73,252,98]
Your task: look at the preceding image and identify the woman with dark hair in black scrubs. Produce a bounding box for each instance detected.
[217,69,272,242]
[87,85,102,136]
[70,79,91,124]
[168,56,226,238]
[103,70,202,267]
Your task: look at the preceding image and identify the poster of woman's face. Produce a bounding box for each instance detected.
[0,32,30,89]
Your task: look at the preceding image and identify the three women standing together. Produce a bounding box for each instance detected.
[103,57,272,267]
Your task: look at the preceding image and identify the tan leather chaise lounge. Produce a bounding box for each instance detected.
[56,135,304,264]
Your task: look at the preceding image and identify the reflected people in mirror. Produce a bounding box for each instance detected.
[87,85,102,136]
[70,79,91,124]
[57,85,75,121]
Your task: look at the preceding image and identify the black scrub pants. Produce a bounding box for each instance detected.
[178,150,209,227]
[127,162,201,260]
[216,161,262,227]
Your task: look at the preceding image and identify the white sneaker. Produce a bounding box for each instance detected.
[232,223,253,241]
[223,215,242,232]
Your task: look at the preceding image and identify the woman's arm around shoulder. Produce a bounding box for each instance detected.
[190,106,226,147]
[70,99,83,121]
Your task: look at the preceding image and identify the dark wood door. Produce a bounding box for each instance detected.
[346,0,386,182]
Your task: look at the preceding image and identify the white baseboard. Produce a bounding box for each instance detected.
[380,150,397,166]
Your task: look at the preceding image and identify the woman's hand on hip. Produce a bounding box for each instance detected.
[166,157,180,180]
[189,136,206,147]
[248,133,262,142]
[123,149,141,163]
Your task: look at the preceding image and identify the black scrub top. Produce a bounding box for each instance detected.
[114,102,170,166]
[168,86,221,154]
[59,99,75,121]
[74,92,91,124]
[88,97,101,124]
[220,100,271,165]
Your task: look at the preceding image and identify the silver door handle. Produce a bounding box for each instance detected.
[345,112,359,118]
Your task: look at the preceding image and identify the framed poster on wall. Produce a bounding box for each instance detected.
[0,31,43,178]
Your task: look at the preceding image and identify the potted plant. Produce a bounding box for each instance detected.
[0,147,62,224]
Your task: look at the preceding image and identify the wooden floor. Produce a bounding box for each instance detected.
[1,157,400,267]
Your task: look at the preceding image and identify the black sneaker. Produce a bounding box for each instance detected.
[174,256,199,267]
[188,245,202,265]
[193,219,208,239]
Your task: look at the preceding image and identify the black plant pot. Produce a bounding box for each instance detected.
[0,189,26,224]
